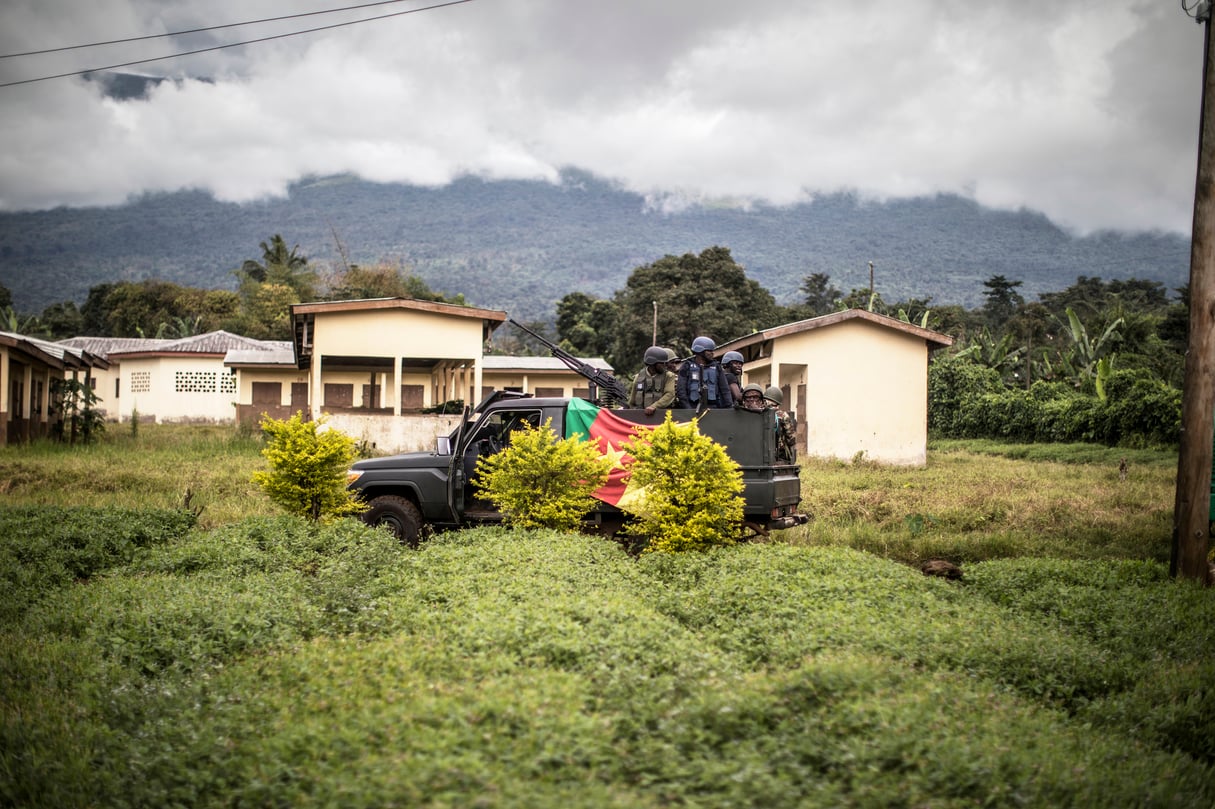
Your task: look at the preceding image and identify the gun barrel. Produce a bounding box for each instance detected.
[507,318,629,405]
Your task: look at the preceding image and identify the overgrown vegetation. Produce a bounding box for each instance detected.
[1,430,1212,806]
[251,413,365,521]
[475,418,611,530]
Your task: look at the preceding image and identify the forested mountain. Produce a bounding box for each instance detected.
[0,169,1191,321]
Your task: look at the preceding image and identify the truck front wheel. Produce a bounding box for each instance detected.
[364,495,425,548]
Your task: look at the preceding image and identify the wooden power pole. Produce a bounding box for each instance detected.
[1173,3,1215,583]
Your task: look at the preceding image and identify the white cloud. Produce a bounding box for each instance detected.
[0,0,1204,233]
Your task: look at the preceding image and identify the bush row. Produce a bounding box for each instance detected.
[929,356,1182,446]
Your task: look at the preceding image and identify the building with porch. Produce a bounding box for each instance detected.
[1,330,108,445]
[720,309,953,466]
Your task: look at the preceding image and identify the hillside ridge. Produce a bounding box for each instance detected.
[0,169,1191,320]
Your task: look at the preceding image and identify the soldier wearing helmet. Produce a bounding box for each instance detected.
[763,385,797,463]
[628,345,677,415]
[664,347,681,376]
[720,350,745,403]
[738,383,766,412]
[676,336,734,410]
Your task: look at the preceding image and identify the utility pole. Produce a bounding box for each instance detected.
[1173,1,1215,583]
[652,301,658,345]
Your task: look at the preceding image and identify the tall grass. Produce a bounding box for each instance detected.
[0,424,272,527]
[785,439,1178,564]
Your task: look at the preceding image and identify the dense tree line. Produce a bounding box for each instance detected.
[541,247,1186,448]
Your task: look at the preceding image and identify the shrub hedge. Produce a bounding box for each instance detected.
[929,356,1182,447]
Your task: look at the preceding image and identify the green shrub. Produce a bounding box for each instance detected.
[474,418,611,530]
[621,413,744,553]
[931,356,1181,447]
[927,354,1003,436]
[0,506,197,625]
[251,413,364,521]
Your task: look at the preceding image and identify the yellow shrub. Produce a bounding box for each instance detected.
[475,419,612,531]
[623,413,744,553]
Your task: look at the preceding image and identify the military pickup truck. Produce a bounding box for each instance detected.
[346,391,807,546]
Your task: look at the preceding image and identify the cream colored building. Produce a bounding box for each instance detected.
[219,298,612,452]
[1,330,107,445]
[290,297,510,418]
[60,332,290,424]
[719,309,953,466]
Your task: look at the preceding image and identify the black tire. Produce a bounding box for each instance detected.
[363,495,425,548]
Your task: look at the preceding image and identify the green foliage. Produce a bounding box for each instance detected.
[50,375,105,444]
[610,245,783,374]
[3,530,1213,808]
[798,271,843,316]
[981,273,1024,328]
[926,353,1003,436]
[323,260,465,304]
[930,357,1181,447]
[78,279,240,338]
[474,418,611,530]
[0,505,196,622]
[622,413,744,552]
[554,291,618,358]
[251,413,364,521]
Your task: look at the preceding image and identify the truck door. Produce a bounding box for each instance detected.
[446,404,473,524]
[451,406,545,516]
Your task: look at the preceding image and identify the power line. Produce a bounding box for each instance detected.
[0,0,423,59]
[0,0,475,89]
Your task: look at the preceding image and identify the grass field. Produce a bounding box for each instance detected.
[1,427,1212,807]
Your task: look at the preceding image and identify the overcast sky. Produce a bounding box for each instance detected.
[0,0,1205,234]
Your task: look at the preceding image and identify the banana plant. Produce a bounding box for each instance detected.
[1059,307,1123,380]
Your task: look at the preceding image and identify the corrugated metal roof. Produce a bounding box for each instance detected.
[224,348,297,366]
[3,330,103,369]
[57,336,169,358]
[59,332,290,358]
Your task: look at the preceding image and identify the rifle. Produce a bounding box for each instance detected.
[507,319,630,406]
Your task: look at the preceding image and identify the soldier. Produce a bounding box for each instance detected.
[739,383,766,412]
[676,336,734,410]
[764,385,798,463]
[720,350,745,403]
[665,348,682,376]
[629,346,677,415]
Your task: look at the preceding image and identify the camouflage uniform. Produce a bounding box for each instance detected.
[771,408,797,463]
[629,367,677,410]
[763,385,797,463]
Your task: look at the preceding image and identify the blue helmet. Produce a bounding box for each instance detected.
[690,336,716,354]
[721,350,744,365]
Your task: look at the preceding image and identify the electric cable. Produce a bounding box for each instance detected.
[0,0,475,89]
[0,0,424,59]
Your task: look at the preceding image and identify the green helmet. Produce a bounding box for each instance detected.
[643,346,668,366]
[741,383,765,399]
[664,348,679,362]
[763,386,783,406]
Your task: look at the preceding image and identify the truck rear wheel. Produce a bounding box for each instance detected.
[364,495,425,548]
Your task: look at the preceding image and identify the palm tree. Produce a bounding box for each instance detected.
[236,235,316,300]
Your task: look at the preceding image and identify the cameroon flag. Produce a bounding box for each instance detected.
[564,398,647,509]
